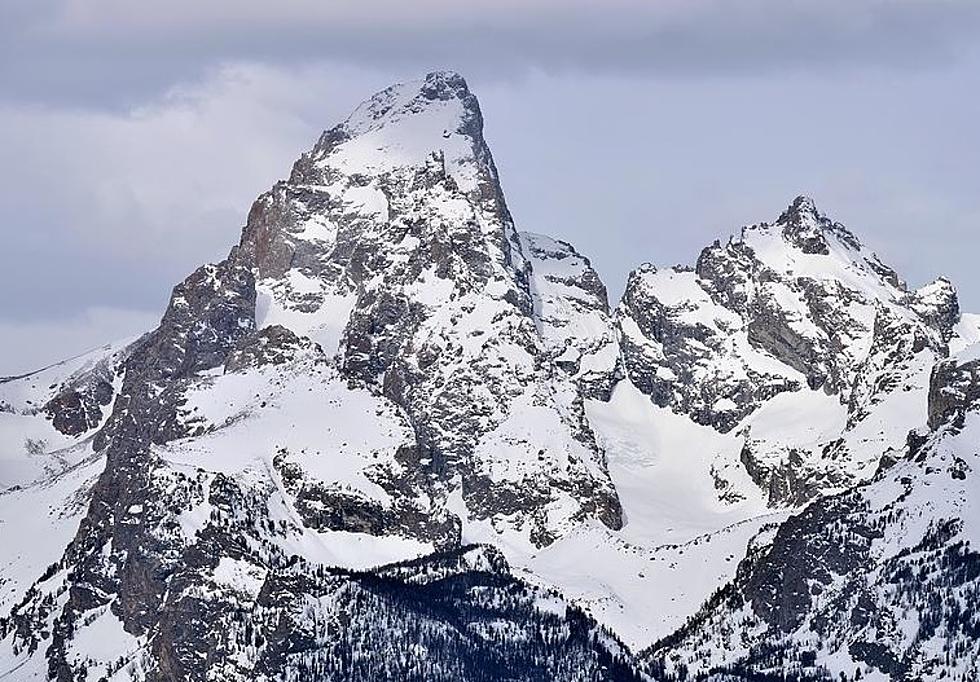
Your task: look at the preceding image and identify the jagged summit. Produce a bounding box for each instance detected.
[725,195,904,296]
[774,194,822,229]
[783,193,819,214]
[916,274,957,299]
[738,194,864,256]
[291,70,498,208]
[343,70,476,133]
[913,275,961,343]
[779,194,863,252]
[239,68,519,291]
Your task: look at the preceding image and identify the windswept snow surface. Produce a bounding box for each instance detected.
[509,380,783,649]
[160,358,438,568]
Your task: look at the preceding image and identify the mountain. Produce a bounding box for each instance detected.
[617,196,965,506]
[0,70,628,682]
[2,71,978,681]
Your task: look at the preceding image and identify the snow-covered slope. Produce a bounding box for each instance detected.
[1,72,977,681]
[0,340,136,620]
[644,342,980,681]
[0,340,134,490]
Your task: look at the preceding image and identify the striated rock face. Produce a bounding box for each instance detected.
[617,261,799,433]
[26,252,262,680]
[616,196,961,506]
[224,324,312,373]
[644,345,980,681]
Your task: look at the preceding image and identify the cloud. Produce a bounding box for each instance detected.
[3,0,980,107]
[0,63,392,322]
[0,306,159,376]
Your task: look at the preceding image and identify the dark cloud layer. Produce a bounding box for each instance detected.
[3,1,980,107]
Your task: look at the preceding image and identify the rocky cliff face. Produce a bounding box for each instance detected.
[2,71,979,682]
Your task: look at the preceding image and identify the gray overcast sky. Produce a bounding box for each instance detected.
[2,0,979,374]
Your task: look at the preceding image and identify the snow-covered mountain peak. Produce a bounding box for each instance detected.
[773,193,821,233]
[617,195,963,506]
[917,275,956,298]
[780,193,819,217]
[913,276,957,310]
[237,71,525,349]
[292,70,499,205]
[731,196,902,298]
[217,74,623,556]
[771,194,863,252]
[341,70,475,135]
[912,275,961,343]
